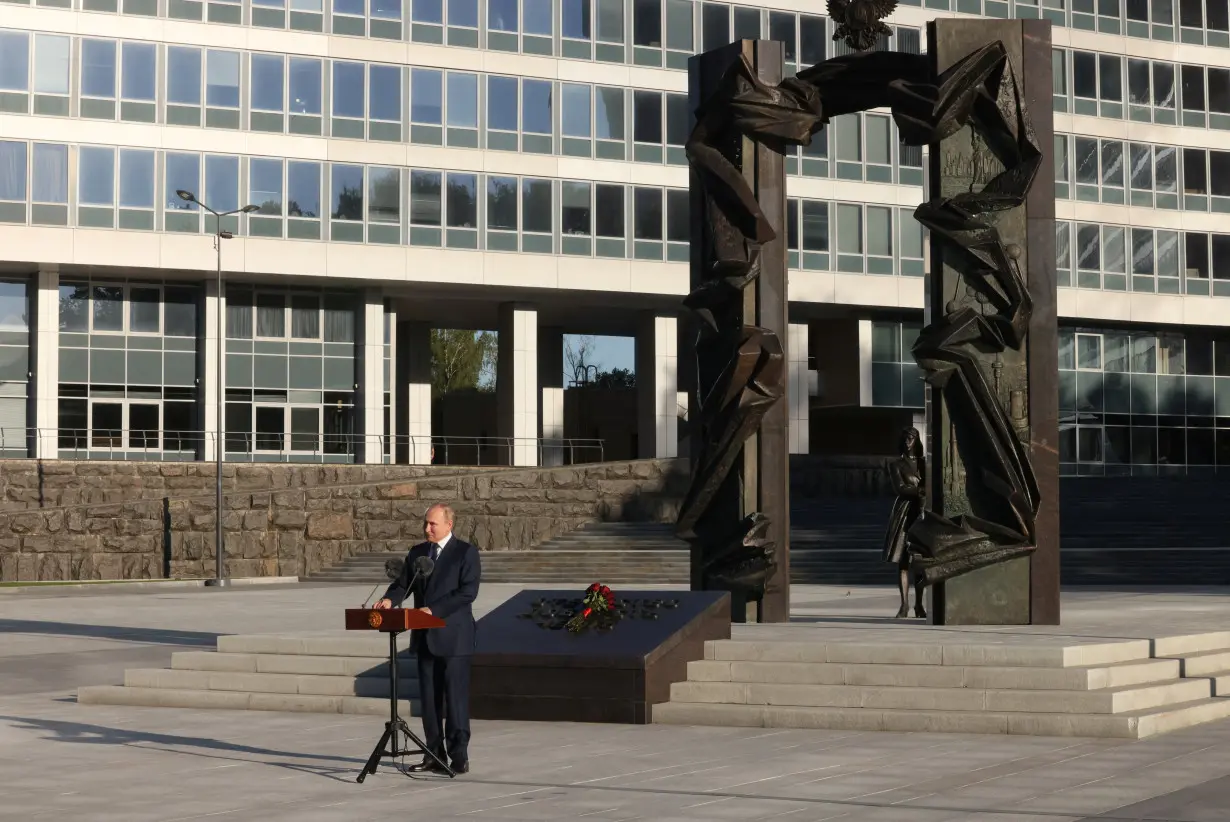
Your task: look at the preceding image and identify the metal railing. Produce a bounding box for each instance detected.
[9,429,605,466]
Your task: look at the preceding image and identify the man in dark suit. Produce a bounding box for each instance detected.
[374,503,481,774]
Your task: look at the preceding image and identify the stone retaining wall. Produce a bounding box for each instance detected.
[0,458,689,582]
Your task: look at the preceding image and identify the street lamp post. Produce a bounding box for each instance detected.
[178,190,260,588]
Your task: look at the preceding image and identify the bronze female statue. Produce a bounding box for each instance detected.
[884,427,926,619]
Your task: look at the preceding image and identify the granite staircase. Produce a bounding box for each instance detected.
[652,630,1230,738]
[78,633,421,717]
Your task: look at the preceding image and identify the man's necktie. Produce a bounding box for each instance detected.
[429,542,440,562]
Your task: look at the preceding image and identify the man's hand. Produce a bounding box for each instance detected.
[374,598,392,610]
[418,607,432,615]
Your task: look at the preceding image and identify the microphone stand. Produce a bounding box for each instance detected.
[357,567,455,783]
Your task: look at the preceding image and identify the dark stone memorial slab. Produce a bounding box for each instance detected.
[471,590,731,724]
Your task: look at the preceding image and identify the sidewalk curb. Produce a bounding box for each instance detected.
[0,576,300,594]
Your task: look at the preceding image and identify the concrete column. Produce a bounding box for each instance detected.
[31,268,59,459]
[396,321,432,464]
[538,326,564,466]
[635,313,679,459]
[497,303,538,466]
[200,279,222,462]
[356,290,384,464]
[788,322,810,455]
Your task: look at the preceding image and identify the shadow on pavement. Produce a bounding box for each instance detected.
[0,619,221,647]
[0,714,368,783]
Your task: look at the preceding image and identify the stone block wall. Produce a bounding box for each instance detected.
[0,458,689,582]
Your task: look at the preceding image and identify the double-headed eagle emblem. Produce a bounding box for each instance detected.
[827,0,898,52]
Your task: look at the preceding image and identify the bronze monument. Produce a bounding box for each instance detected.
[676,16,1058,625]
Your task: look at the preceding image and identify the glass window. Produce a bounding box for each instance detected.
[801,200,828,251]
[289,58,322,115]
[600,0,626,43]
[1154,63,1176,108]
[206,51,240,108]
[769,11,796,62]
[0,282,26,332]
[205,155,240,213]
[446,73,478,128]
[414,0,443,22]
[257,294,286,338]
[522,79,552,134]
[787,199,798,251]
[666,189,688,243]
[525,0,553,33]
[446,173,477,228]
[488,76,519,131]
[836,204,861,254]
[523,178,552,233]
[702,2,731,51]
[866,206,891,257]
[666,94,689,147]
[1156,146,1178,192]
[251,54,284,113]
[449,0,479,26]
[1212,152,1230,197]
[865,115,891,166]
[800,14,825,64]
[291,295,320,339]
[412,69,443,124]
[563,0,591,38]
[59,284,89,333]
[1103,226,1125,273]
[1132,228,1154,275]
[596,87,624,140]
[1182,65,1206,112]
[410,171,442,226]
[487,176,518,231]
[333,61,365,119]
[92,286,123,332]
[595,184,623,238]
[1128,59,1150,106]
[1077,223,1100,270]
[32,143,67,204]
[1072,51,1097,99]
[226,289,253,339]
[1099,55,1122,102]
[634,91,662,143]
[369,167,399,223]
[562,84,591,138]
[634,187,662,240]
[1075,137,1098,185]
[490,0,517,29]
[79,146,115,206]
[1130,143,1152,190]
[324,300,354,342]
[250,158,284,215]
[370,65,401,122]
[335,0,363,15]
[0,142,27,203]
[0,32,29,93]
[165,153,199,210]
[33,35,69,96]
[562,181,592,236]
[121,43,156,102]
[634,0,663,46]
[81,40,116,99]
[1184,148,1208,195]
[373,0,402,18]
[665,0,691,50]
[331,164,364,221]
[1101,140,1124,187]
[130,287,160,334]
[287,161,321,218]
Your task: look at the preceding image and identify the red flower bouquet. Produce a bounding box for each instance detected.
[566,582,617,633]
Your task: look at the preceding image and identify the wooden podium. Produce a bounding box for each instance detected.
[346,607,449,782]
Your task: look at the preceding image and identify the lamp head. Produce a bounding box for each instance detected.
[240,204,260,214]
[176,190,196,203]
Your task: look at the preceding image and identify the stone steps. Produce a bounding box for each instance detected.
[651,632,1230,739]
[78,633,423,717]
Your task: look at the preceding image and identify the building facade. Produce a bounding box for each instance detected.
[0,0,1227,475]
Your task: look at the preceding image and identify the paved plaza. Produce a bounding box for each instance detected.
[5,582,1230,821]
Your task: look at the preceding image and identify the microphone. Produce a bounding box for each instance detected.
[409,555,435,590]
[361,583,382,609]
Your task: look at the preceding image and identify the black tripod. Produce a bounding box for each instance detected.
[357,629,455,782]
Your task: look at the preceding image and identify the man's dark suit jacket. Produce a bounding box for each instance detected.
[383,538,481,657]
